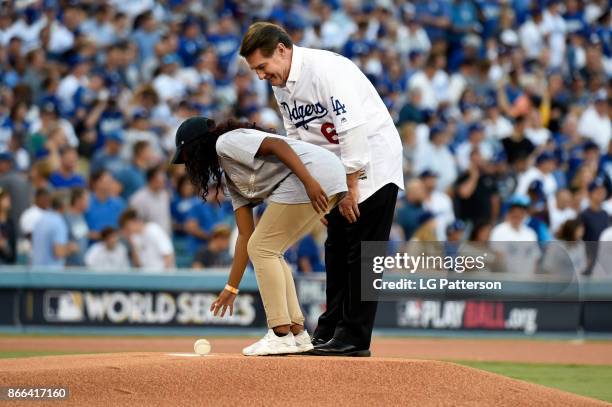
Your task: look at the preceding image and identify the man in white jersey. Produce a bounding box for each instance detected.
[240,22,404,356]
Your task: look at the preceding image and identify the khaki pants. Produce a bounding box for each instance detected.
[247,194,340,328]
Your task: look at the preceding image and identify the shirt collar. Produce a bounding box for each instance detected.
[285,45,303,90]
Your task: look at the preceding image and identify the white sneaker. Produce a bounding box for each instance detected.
[242,330,299,356]
[294,330,314,353]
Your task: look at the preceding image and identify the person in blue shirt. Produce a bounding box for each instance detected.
[71,70,107,122]
[95,96,125,151]
[206,12,240,71]
[342,21,375,60]
[49,147,86,189]
[563,0,587,34]
[114,140,151,200]
[84,170,126,240]
[184,190,234,253]
[396,178,427,240]
[451,0,481,45]
[89,130,126,176]
[132,11,161,65]
[476,0,503,40]
[600,141,612,188]
[32,194,79,267]
[171,174,199,238]
[178,17,206,67]
[444,220,466,258]
[285,234,325,273]
[526,180,552,243]
[413,0,452,43]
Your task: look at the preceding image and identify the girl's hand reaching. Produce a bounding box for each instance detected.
[304,177,329,214]
[210,289,236,317]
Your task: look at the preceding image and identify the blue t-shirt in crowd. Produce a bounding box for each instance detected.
[114,163,145,200]
[132,29,161,63]
[171,195,199,237]
[477,0,502,39]
[85,195,126,232]
[96,109,125,150]
[285,235,324,272]
[32,210,68,267]
[49,172,86,189]
[414,0,452,42]
[600,154,612,185]
[89,150,125,176]
[207,33,240,70]
[342,38,375,60]
[396,200,426,241]
[178,36,206,67]
[186,200,233,251]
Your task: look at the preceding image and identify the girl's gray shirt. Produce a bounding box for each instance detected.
[215,128,347,210]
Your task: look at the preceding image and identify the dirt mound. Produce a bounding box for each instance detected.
[0,353,607,406]
[4,337,612,365]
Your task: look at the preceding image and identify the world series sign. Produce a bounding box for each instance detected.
[20,289,267,327]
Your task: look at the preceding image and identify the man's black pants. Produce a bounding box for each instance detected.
[313,183,398,349]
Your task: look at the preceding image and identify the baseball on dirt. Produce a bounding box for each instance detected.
[194,339,211,355]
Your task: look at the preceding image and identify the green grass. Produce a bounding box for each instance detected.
[457,361,612,403]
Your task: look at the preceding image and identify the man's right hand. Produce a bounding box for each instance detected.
[339,187,360,223]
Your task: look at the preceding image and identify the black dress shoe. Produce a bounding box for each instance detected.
[311,338,371,357]
[311,337,329,347]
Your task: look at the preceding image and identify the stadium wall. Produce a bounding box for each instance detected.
[0,269,611,334]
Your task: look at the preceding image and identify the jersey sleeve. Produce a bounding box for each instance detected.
[316,60,367,134]
[215,129,267,166]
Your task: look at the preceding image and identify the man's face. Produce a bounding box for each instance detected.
[138,145,154,163]
[245,44,292,87]
[470,130,484,144]
[595,100,608,116]
[104,233,119,249]
[539,159,555,174]
[77,192,90,212]
[508,206,527,226]
[36,194,51,209]
[96,173,113,194]
[422,176,437,192]
[149,171,166,191]
[591,187,606,205]
[62,150,78,171]
[122,220,142,236]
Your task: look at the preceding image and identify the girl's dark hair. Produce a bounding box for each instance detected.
[183,119,276,203]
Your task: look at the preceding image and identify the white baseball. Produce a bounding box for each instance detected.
[194,338,211,355]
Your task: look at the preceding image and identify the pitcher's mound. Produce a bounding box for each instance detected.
[0,353,606,406]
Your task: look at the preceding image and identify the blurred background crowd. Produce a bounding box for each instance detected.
[0,0,610,275]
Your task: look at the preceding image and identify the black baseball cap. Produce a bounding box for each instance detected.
[171,116,215,164]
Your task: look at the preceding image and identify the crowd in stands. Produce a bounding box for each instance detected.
[0,0,610,276]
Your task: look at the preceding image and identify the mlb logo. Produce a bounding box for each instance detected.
[397,300,422,327]
[43,291,84,322]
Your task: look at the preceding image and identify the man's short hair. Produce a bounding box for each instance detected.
[146,165,164,183]
[239,22,293,58]
[70,187,87,205]
[119,208,140,228]
[35,187,51,199]
[133,140,150,158]
[50,191,68,211]
[100,227,116,240]
[90,169,109,186]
